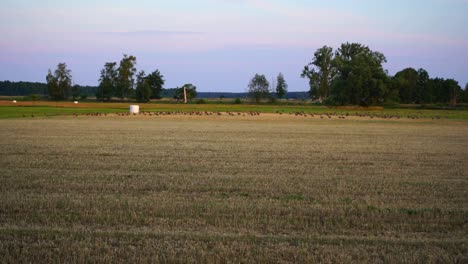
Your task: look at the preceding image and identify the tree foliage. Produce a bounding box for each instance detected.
[174,84,197,101]
[135,71,152,103]
[71,84,80,100]
[248,74,270,103]
[46,63,72,100]
[392,68,433,104]
[301,46,336,100]
[116,55,137,99]
[276,73,288,99]
[0,81,48,96]
[96,62,117,102]
[147,70,165,99]
[394,68,418,103]
[460,83,468,103]
[331,43,388,106]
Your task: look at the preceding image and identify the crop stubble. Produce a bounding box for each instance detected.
[0,115,467,263]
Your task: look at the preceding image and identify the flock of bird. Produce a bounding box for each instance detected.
[284,111,446,120]
[23,110,448,120]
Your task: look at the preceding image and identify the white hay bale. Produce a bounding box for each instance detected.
[74,101,78,104]
[129,105,139,114]
[13,100,17,103]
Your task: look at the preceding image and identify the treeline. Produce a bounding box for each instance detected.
[187,91,309,99]
[0,81,48,96]
[301,42,468,106]
[42,54,199,102]
[2,43,468,105]
[0,80,98,97]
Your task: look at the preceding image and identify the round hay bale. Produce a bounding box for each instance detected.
[129,105,140,114]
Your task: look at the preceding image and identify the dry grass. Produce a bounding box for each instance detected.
[0,115,467,263]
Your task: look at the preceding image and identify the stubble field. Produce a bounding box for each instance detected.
[0,114,467,263]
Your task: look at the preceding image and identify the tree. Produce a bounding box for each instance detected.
[71,84,80,100]
[394,68,418,104]
[431,77,447,103]
[446,79,461,107]
[96,62,117,102]
[46,63,72,100]
[116,54,137,99]
[460,83,468,103]
[135,71,152,103]
[301,46,336,100]
[331,43,388,105]
[430,78,461,105]
[416,68,431,104]
[174,84,197,101]
[248,74,270,103]
[46,70,58,100]
[276,73,288,99]
[147,70,165,99]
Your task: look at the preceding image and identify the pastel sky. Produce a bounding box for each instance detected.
[0,0,467,92]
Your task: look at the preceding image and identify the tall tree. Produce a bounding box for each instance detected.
[248,74,270,103]
[96,62,117,102]
[46,63,72,100]
[116,54,137,99]
[147,70,165,99]
[301,46,336,100]
[276,73,288,99]
[331,43,388,105]
[135,71,152,103]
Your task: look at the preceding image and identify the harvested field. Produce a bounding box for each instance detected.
[0,115,467,262]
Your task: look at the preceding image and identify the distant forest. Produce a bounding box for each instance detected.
[0,81,97,97]
[1,79,467,104]
[0,81,309,99]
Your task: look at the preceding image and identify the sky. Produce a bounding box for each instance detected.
[0,0,467,92]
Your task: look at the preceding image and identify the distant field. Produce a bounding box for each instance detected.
[1,100,468,120]
[0,114,467,262]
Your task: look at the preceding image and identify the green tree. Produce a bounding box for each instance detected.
[174,84,197,101]
[116,54,137,99]
[301,46,336,100]
[416,68,431,104]
[96,62,117,102]
[0,81,48,96]
[46,70,58,100]
[46,63,72,100]
[135,71,152,103]
[446,79,462,107]
[430,78,461,105]
[147,70,165,99]
[394,68,418,104]
[431,78,446,103]
[461,83,468,103]
[276,73,288,99]
[331,43,388,105]
[248,74,270,103]
[71,84,80,100]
